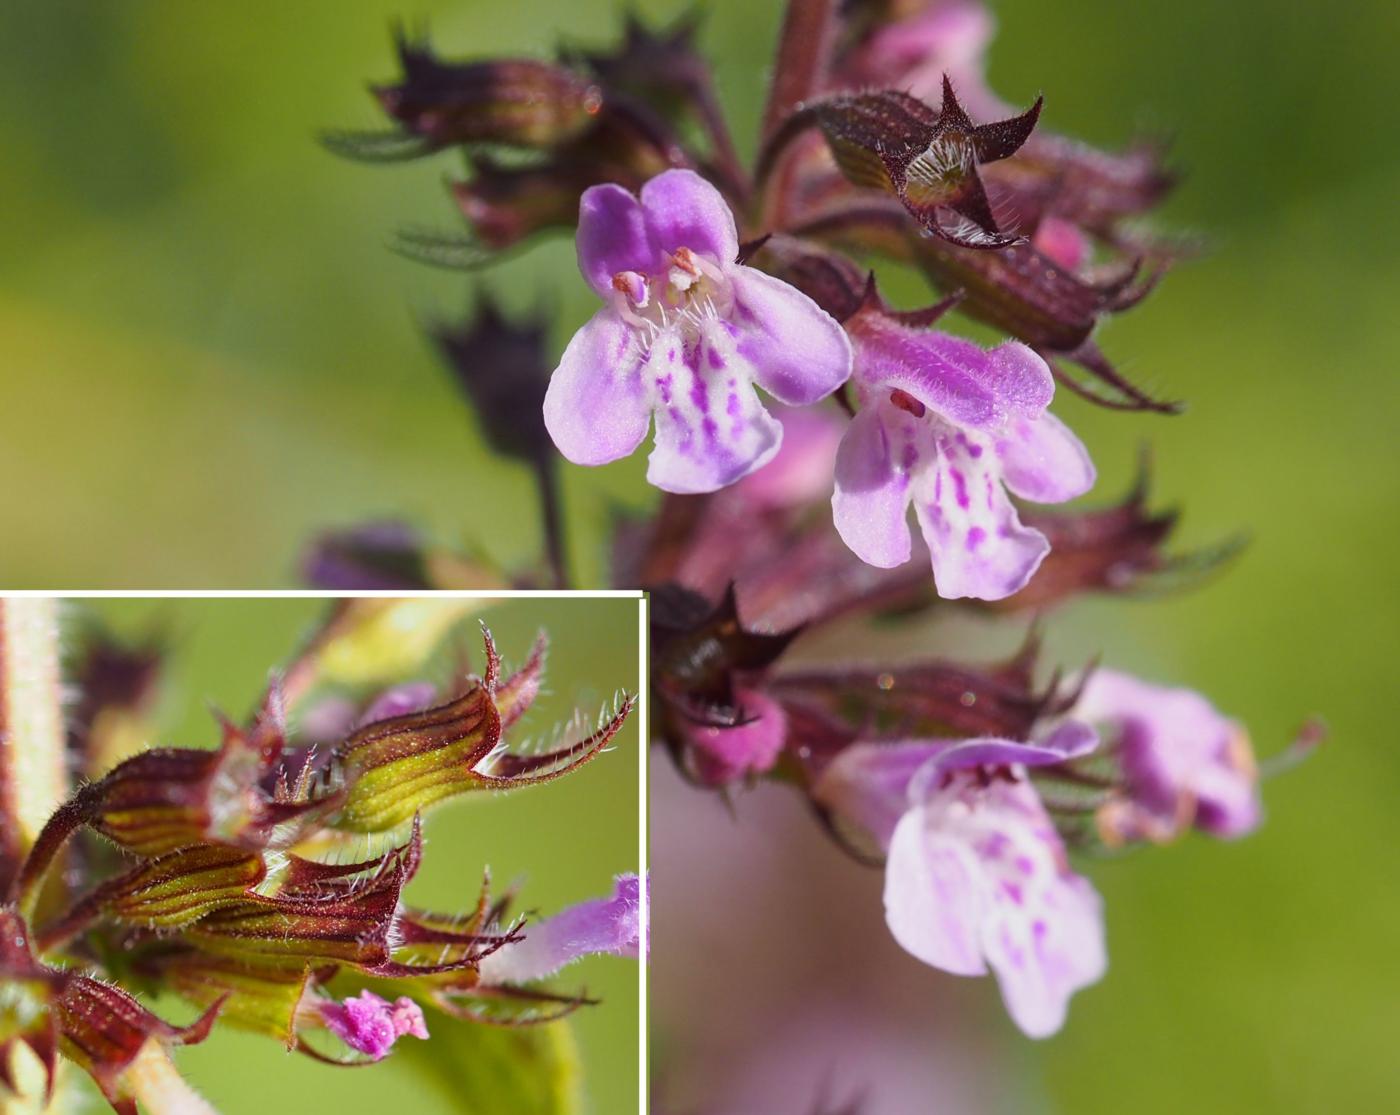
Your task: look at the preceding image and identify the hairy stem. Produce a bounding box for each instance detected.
[124,1042,219,1115]
[0,598,67,896]
[761,0,839,143]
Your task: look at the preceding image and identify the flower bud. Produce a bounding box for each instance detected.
[806,78,1041,248]
[674,687,788,787]
[431,297,553,466]
[373,31,602,151]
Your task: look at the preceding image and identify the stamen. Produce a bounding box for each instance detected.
[611,270,649,308]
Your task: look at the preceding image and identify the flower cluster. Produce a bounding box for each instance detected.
[321,0,1316,1043]
[1,608,637,1111]
[647,577,1264,1036]
[328,0,1184,603]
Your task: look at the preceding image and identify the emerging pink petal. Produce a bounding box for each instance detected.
[1076,670,1261,842]
[852,1,997,106]
[479,874,646,985]
[318,990,429,1060]
[676,687,788,786]
[1032,216,1091,271]
[358,681,438,726]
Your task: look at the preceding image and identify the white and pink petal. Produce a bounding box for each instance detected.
[885,808,989,978]
[645,323,783,494]
[998,411,1096,504]
[911,429,1049,600]
[832,406,915,569]
[543,309,651,467]
[729,266,853,405]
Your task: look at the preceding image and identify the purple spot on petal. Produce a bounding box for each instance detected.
[952,468,970,510]
[707,345,726,370]
[966,526,986,551]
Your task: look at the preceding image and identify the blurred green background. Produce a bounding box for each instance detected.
[1,0,1397,1110]
[72,596,640,1114]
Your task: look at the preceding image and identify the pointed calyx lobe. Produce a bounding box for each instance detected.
[797,76,1041,248]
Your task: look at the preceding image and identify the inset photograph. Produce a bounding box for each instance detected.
[0,594,642,1115]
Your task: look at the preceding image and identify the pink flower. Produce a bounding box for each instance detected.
[1075,669,1261,843]
[848,1,998,110]
[814,723,1105,1037]
[318,990,429,1060]
[833,307,1095,600]
[676,687,788,786]
[544,169,852,493]
[479,874,646,985]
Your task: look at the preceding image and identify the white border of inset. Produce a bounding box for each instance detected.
[5,588,649,1112]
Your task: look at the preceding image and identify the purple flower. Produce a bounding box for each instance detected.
[317,990,429,1061]
[544,169,852,493]
[814,722,1105,1037]
[1075,669,1261,843]
[677,686,788,786]
[479,873,646,985]
[834,308,1095,600]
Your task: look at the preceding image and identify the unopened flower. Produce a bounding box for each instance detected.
[797,78,1042,249]
[479,873,646,985]
[373,30,602,152]
[543,169,852,493]
[1074,670,1261,843]
[301,521,434,591]
[432,296,555,468]
[315,991,429,1061]
[834,289,1095,600]
[674,687,788,787]
[813,722,1105,1037]
[841,0,996,106]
